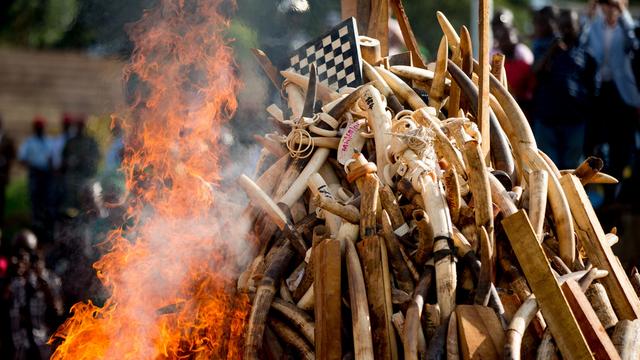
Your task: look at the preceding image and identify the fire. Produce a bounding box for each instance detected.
[50,0,249,358]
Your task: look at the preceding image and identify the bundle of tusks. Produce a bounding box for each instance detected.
[237,11,640,360]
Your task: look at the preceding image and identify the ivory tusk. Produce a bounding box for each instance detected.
[429,36,449,112]
[404,268,433,360]
[414,209,434,266]
[525,148,575,267]
[611,319,640,360]
[528,170,549,242]
[446,311,460,360]
[270,298,315,345]
[374,66,428,110]
[268,317,315,360]
[280,69,340,103]
[361,85,392,181]
[412,108,468,178]
[362,60,404,114]
[389,65,436,82]
[345,238,375,360]
[505,295,539,360]
[436,11,460,56]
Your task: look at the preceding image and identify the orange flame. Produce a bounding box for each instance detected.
[50,1,249,358]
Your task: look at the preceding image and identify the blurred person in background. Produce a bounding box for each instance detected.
[105,118,124,173]
[0,115,16,226]
[1,230,63,360]
[582,0,640,205]
[492,8,535,112]
[49,114,74,221]
[532,6,560,63]
[61,115,100,214]
[532,9,589,169]
[18,117,53,240]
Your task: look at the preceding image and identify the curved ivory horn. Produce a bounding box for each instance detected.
[270,298,315,345]
[611,319,640,359]
[361,85,392,181]
[268,317,315,360]
[420,175,457,322]
[446,311,460,360]
[238,174,306,256]
[585,172,619,185]
[412,108,467,179]
[362,61,404,114]
[345,238,375,359]
[536,329,557,360]
[414,209,434,266]
[281,69,340,103]
[505,295,539,360]
[524,148,575,268]
[307,173,343,236]
[528,170,549,242]
[244,244,296,360]
[404,268,433,360]
[374,66,428,110]
[443,166,462,224]
[489,172,518,217]
[429,36,449,112]
[279,148,330,207]
[283,81,305,120]
[586,283,619,331]
[489,73,537,154]
[390,65,436,82]
[436,11,460,56]
[447,60,516,180]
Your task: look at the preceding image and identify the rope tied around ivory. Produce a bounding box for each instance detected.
[285,126,314,159]
[388,126,435,159]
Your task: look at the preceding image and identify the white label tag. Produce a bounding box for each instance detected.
[394,223,410,237]
[338,119,366,165]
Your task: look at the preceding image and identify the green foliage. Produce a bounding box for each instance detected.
[0,0,539,56]
[0,0,79,47]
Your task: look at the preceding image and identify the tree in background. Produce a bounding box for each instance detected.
[0,0,540,59]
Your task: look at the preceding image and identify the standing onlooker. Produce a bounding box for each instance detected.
[0,115,16,226]
[491,8,535,111]
[61,116,100,212]
[18,117,53,238]
[582,0,640,204]
[49,114,73,174]
[49,114,73,220]
[532,6,560,65]
[104,118,124,173]
[1,230,63,359]
[533,9,589,169]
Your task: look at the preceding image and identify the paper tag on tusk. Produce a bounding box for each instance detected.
[394,223,410,237]
[338,119,366,164]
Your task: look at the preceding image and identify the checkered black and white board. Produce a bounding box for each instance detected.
[287,17,363,91]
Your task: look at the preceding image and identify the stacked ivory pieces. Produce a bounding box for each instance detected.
[238,11,640,360]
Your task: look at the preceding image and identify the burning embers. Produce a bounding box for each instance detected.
[50,0,249,358]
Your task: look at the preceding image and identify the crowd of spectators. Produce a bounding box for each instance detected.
[0,113,124,359]
[492,0,640,211]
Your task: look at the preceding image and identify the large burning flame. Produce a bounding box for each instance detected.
[50,0,249,358]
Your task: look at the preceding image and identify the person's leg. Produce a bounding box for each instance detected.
[559,123,586,170]
[598,82,638,204]
[607,106,637,202]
